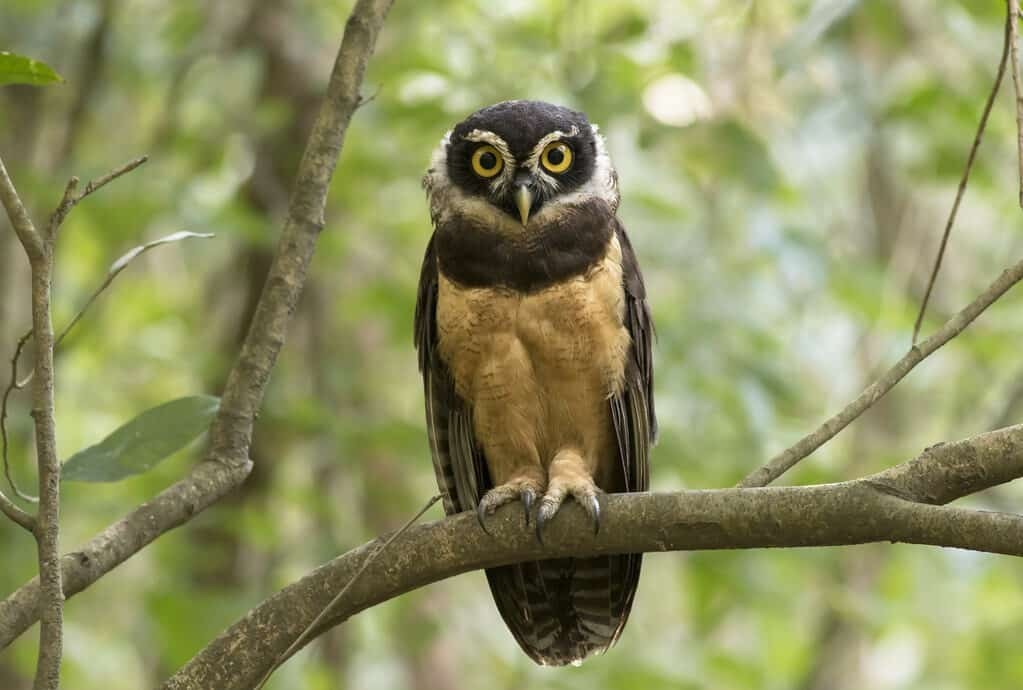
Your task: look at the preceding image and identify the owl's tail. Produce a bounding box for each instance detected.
[485,553,643,666]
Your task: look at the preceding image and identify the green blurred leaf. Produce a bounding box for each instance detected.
[0,51,63,86]
[62,395,219,482]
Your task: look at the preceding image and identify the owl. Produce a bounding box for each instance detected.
[414,100,655,665]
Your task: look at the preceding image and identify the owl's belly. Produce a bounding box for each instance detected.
[435,236,630,467]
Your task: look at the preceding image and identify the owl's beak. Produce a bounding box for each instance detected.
[514,181,534,226]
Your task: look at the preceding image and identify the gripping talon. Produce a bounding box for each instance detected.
[590,495,601,536]
[535,508,547,545]
[476,503,492,536]
[522,489,535,526]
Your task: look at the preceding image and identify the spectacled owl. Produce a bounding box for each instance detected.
[415,100,655,666]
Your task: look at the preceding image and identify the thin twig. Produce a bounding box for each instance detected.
[1010,0,1023,208]
[0,154,42,259]
[739,254,1023,488]
[0,230,213,508]
[912,10,1011,344]
[1,330,38,503]
[0,488,34,533]
[46,156,148,236]
[254,494,442,690]
[54,230,214,350]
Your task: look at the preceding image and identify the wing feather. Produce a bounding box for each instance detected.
[415,235,484,514]
[610,220,656,494]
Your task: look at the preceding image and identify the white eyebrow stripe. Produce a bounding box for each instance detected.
[463,129,515,194]
[524,126,579,170]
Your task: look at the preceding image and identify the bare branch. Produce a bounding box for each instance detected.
[163,425,1023,690]
[45,156,148,237]
[0,489,34,533]
[0,154,42,260]
[75,156,148,203]
[207,0,395,468]
[1,330,37,502]
[254,494,441,689]
[54,230,214,349]
[1,231,215,495]
[738,255,1023,488]
[1010,0,1023,208]
[0,0,395,650]
[912,8,1011,344]
[24,205,62,690]
[0,459,249,649]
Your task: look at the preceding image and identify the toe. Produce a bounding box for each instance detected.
[476,475,545,535]
[476,502,492,535]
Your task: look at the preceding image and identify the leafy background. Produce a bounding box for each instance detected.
[2,0,1023,688]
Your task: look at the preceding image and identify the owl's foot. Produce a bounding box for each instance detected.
[535,450,602,544]
[476,471,545,535]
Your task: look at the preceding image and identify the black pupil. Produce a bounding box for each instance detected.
[479,151,497,170]
[547,146,565,165]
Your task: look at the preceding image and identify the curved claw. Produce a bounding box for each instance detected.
[590,495,601,536]
[535,507,548,545]
[522,488,535,526]
[476,503,492,536]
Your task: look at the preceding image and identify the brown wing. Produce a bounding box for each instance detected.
[414,234,486,515]
[610,219,656,494]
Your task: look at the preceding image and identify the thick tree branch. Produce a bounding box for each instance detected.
[0,0,394,650]
[208,0,394,467]
[163,425,1023,690]
[739,255,1023,488]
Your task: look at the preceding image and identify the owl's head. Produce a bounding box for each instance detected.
[424,101,618,230]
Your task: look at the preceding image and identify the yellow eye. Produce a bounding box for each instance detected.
[471,145,503,178]
[540,141,573,173]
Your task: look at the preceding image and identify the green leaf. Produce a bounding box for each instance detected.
[62,395,220,482]
[0,52,64,87]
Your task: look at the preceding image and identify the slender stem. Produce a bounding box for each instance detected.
[2,330,38,502]
[0,152,63,687]
[254,494,441,689]
[28,257,62,690]
[0,488,34,533]
[911,9,1011,344]
[0,155,42,259]
[1009,0,1023,208]
[739,255,1023,488]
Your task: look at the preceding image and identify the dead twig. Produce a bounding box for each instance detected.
[1010,0,1023,207]
[46,156,148,237]
[739,255,1023,488]
[0,489,34,533]
[912,8,1011,344]
[254,494,442,690]
[1,331,37,503]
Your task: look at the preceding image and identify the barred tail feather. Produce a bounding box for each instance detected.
[485,554,643,666]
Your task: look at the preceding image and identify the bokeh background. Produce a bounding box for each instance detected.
[2,1,1023,688]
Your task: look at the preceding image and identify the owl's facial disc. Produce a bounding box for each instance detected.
[426,101,618,230]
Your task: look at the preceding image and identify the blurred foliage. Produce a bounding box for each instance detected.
[2,0,1023,688]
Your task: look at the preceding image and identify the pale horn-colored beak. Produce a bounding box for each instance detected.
[514,184,534,226]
